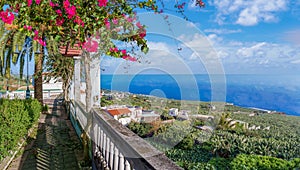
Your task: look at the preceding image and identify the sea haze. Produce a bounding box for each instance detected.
[101,74,300,116]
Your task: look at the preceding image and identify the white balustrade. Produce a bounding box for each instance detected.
[69,100,182,170]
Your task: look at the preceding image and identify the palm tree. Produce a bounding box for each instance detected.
[44,37,74,102]
[0,22,27,89]
[0,23,45,103]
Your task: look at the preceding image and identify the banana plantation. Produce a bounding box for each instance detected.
[163,113,300,169]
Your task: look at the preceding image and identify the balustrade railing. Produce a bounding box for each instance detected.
[69,100,182,170]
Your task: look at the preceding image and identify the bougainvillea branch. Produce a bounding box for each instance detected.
[0,0,205,60]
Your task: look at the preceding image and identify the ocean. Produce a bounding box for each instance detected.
[101,74,300,116]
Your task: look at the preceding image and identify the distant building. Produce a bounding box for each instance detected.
[177,110,191,120]
[169,108,178,117]
[141,110,160,123]
[249,107,272,113]
[128,107,142,122]
[106,108,132,125]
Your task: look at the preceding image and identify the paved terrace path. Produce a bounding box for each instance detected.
[8,97,84,170]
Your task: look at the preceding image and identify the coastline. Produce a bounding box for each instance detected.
[101,88,295,116]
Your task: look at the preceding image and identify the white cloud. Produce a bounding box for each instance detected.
[236,42,267,58]
[101,31,300,75]
[210,0,288,26]
[204,28,242,34]
[291,59,300,64]
[216,40,300,74]
[207,34,223,44]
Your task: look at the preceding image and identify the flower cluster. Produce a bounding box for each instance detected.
[63,0,76,19]
[33,30,46,46]
[83,38,99,52]
[98,0,108,7]
[0,10,14,24]
[27,0,41,7]
[109,47,137,61]
[0,0,164,61]
[24,25,32,30]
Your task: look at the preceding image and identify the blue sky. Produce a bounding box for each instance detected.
[8,0,300,76]
[101,0,300,75]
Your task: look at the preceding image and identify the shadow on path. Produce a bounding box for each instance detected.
[8,97,84,170]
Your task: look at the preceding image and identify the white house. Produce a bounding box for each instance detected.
[141,110,160,123]
[128,106,143,122]
[169,108,179,117]
[106,108,132,125]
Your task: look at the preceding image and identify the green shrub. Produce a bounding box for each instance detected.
[42,104,49,112]
[175,134,194,150]
[209,157,232,170]
[230,154,298,170]
[0,98,41,161]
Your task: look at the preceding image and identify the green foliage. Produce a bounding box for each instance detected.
[100,96,114,107]
[230,154,300,170]
[149,121,194,148]
[0,98,41,161]
[166,145,212,164]
[42,104,49,112]
[127,121,153,138]
[160,110,174,120]
[175,134,194,150]
[208,157,232,170]
[128,95,151,109]
[192,119,205,127]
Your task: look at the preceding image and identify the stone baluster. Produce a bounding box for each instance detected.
[100,130,104,153]
[106,137,110,162]
[119,153,125,170]
[113,147,119,170]
[125,160,131,170]
[94,124,99,153]
[103,133,107,159]
[109,142,114,168]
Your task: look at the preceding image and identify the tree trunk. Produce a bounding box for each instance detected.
[34,50,43,104]
[82,50,92,163]
[84,50,92,112]
[62,81,70,102]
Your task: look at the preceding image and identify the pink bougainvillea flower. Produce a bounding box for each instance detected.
[126,17,134,23]
[104,18,110,29]
[110,47,118,52]
[98,0,107,7]
[56,18,64,26]
[0,11,15,24]
[66,5,76,19]
[23,25,32,30]
[83,39,98,52]
[122,55,137,62]
[63,0,70,9]
[112,18,118,25]
[36,0,41,5]
[56,9,62,16]
[121,49,127,55]
[74,16,84,27]
[38,39,46,46]
[139,30,146,38]
[27,0,32,6]
[136,22,143,29]
[49,1,55,7]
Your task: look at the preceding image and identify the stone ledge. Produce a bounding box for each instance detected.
[92,108,183,170]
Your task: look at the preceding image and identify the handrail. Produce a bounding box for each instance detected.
[91,108,182,170]
[69,100,182,170]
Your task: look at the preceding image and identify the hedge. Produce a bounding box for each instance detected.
[0,98,41,161]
